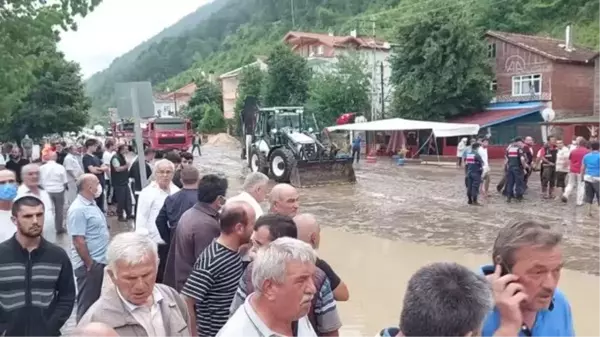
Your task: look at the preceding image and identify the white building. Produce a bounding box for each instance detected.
[283,30,393,119]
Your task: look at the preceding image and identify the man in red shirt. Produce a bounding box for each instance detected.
[562,136,589,205]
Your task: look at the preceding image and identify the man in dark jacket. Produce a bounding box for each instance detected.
[0,196,75,336]
[129,148,154,216]
[155,165,199,284]
[111,144,133,221]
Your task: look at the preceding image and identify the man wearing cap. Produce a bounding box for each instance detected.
[503,137,529,202]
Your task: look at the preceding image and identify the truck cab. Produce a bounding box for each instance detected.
[144,117,192,152]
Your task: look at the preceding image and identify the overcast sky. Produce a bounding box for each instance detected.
[58,0,211,78]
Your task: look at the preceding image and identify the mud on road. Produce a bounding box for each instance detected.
[199,143,599,275]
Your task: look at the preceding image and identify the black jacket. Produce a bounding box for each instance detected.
[128,157,152,193]
[0,236,75,336]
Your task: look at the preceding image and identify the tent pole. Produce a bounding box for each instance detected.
[433,131,440,162]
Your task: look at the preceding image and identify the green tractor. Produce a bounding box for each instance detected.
[244,106,356,187]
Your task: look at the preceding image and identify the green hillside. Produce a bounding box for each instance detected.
[84,0,226,121]
[86,0,599,121]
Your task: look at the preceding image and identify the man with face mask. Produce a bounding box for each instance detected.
[168,174,228,292]
[67,174,110,322]
[0,195,75,336]
[0,170,18,242]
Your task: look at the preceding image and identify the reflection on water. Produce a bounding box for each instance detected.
[319,227,600,336]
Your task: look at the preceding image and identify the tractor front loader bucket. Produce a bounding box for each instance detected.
[289,158,356,188]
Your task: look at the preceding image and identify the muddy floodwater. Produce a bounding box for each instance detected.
[60,143,600,335]
[197,143,600,336]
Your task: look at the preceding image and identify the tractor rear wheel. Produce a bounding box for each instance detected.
[250,148,268,175]
[269,148,296,183]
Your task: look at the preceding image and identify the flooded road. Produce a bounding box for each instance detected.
[60,142,599,335]
[197,142,600,336]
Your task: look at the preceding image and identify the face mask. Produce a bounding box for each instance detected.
[94,184,103,198]
[0,183,17,201]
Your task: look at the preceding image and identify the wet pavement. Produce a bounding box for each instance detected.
[58,142,599,335]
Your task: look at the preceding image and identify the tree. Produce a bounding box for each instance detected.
[200,103,226,134]
[263,44,311,106]
[307,55,371,128]
[389,6,492,121]
[7,55,90,140]
[182,79,222,128]
[233,65,264,135]
[0,0,100,129]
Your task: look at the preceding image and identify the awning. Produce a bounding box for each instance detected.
[541,115,600,125]
[451,106,542,127]
[325,118,480,137]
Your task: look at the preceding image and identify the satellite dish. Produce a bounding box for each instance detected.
[355,116,368,123]
[541,108,556,122]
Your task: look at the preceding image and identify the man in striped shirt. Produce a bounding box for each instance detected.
[182,201,255,337]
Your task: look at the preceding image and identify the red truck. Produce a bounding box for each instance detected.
[142,117,193,152]
[110,117,193,152]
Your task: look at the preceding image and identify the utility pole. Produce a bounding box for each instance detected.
[370,18,377,121]
[380,61,385,119]
[291,0,295,28]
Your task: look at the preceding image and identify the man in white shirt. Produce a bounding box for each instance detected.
[218,237,318,337]
[135,159,179,244]
[226,172,269,220]
[16,164,55,242]
[40,151,68,234]
[478,139,490,197]
[64,145,84,207]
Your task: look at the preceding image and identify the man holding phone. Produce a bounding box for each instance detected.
[481,221,574,336]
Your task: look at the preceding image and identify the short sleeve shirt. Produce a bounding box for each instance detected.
[82,154,104,184]
[67,195,109,269]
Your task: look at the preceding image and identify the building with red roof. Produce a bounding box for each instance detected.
[445,27,598,158]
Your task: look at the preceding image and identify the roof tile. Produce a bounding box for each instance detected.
[487,30,598,64]
[283,31,390,50]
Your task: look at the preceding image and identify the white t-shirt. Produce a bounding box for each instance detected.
[0,155,5,167]
[225,191,264,220]
[0,210,15,243]
[102,151,115,180]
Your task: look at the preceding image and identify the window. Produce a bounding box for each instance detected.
[310,44,324,56]
[512,74,541,96]
[487,43,496,58]
[154,123,185,131]
[490,80,497,92]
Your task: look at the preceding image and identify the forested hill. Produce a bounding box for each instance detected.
[85,0,599,121]
[84,0,225,119]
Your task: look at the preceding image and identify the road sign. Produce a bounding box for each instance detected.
[115,82,155,119]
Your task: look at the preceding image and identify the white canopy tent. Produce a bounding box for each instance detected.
[326,118,480,137]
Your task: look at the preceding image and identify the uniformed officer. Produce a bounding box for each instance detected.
[504,137,529,202]
[465,142,484,205]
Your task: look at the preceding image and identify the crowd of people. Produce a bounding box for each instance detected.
[0,131,576,337]
[458,135,600,216]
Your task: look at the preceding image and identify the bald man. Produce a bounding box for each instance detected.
[74,322,119,337]
[68,173,110,322]
[269,183,299,217]
[294,213,350,301]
